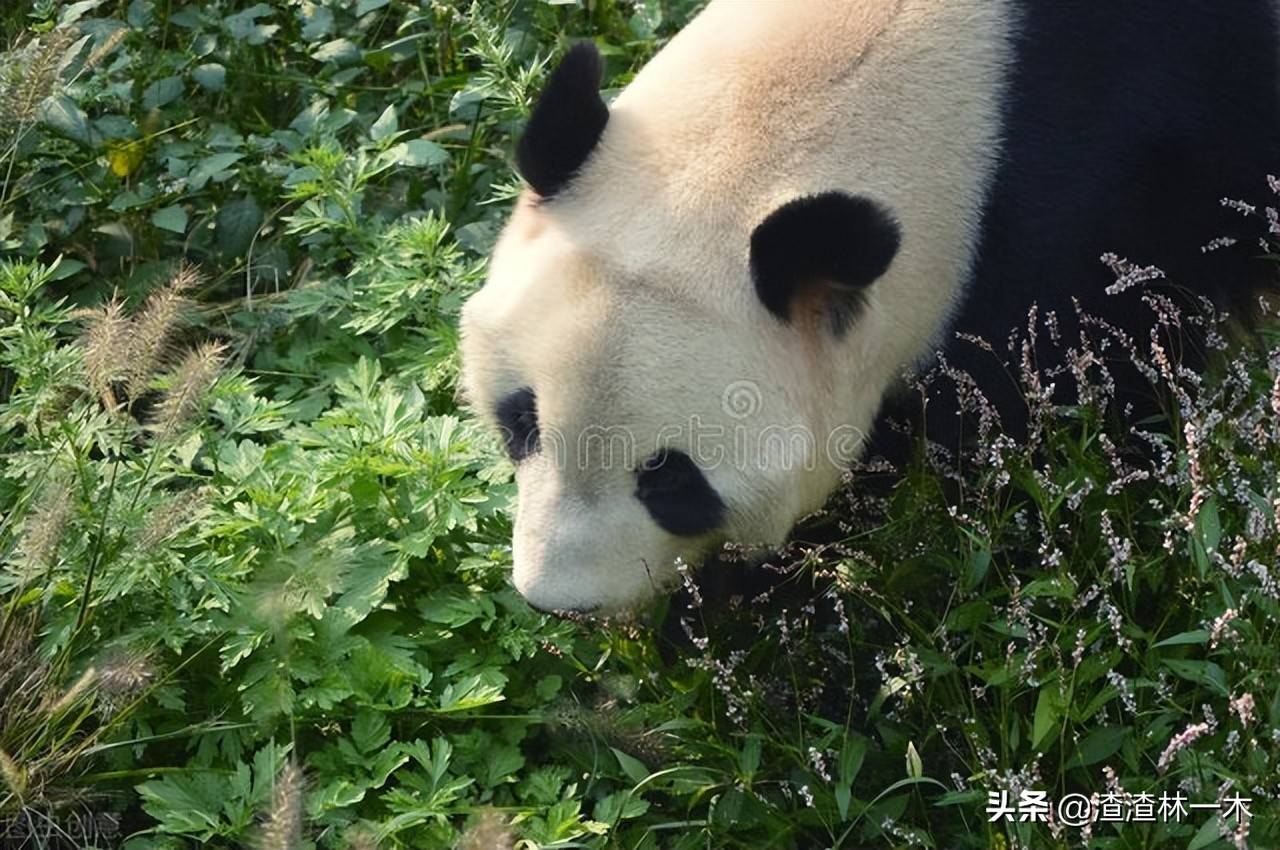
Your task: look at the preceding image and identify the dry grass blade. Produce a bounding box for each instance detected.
[0,616,102,817]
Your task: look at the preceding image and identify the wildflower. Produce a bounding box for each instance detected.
[1107,670,1138,716]
[1230,693,1255,727]
[1201,236,1239,252]
[1098,597,1133,651]
[1101,253,1165,294]
[808,747,832,783]
[1208,608,1240,649]
[1157,721,1214,773]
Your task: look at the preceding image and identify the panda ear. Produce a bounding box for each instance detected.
[750,192,901,335]
[516,42,609,199]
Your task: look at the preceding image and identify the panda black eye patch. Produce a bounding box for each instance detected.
[496,387,540,462]
[634,448,726,537]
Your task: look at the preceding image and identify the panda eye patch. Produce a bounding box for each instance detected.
[496,387,540,462]
[634,448,726,537]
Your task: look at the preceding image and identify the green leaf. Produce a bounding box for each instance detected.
[1187,814,1223,850]
[370,104,398,142]
[151,205,188,233]
[436,672,506,713]
[594,791,649,824]
[1066,726,1127,768]
[905,741,923,779]
[935,789,987,807]
[612,748,650,784]
[39,95,91,145]
[1023,575,1077,599]
[393,139,449,167]
[963,548,991,591]
[835,783,852,819]
[334,547,405,621]
[839,736,866,785]
[738,735,761,778]
[535,675,562,701]
[187,152,244,189]
[484,745,526,786]
[142,76,183,109]
[1033,686,1065,750]
[351,709,391,754]
[1154,629,1210,648]
[215,196,263,260]
[192,63,226,92]
[1163,659,1228,696]
[313,38,360,65]
[300,5,334,41]
[60,0,106,25]
[225,4,279,45]
[1198,496,1221,554]
[48,257,86,280]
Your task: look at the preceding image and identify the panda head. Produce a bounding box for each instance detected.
[460,42,905,614]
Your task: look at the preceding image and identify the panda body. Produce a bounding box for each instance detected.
[459,0,1280,613]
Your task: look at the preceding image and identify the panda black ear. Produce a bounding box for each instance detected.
[516,42,609,199]
[749,192,901,335]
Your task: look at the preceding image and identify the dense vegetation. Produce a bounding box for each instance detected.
[1,2,1277,848]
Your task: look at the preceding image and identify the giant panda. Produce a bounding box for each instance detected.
[459,0,1280,614]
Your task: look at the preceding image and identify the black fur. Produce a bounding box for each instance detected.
[496,387,540,462]
[516,42,610,199]
[635,448,726,536]
[749,192,901,334]
[870,0,1280,460]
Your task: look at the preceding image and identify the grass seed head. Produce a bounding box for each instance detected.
[256,759,304,850]
[16,475,74,575]
[457,809,515,850]
[125,268,200,401]
[76,296,130,411]
[148,340,226,436]
[0,29,75,141]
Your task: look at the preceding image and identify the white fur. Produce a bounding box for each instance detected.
[460,0,1013,612]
